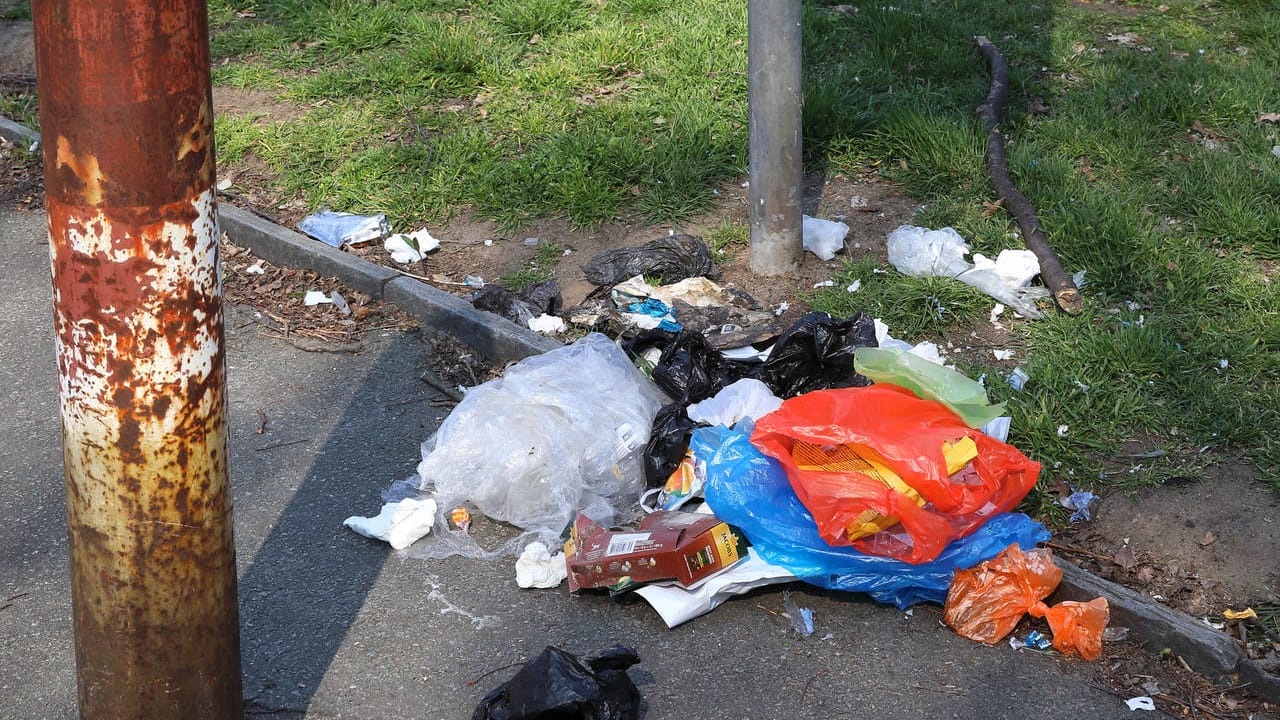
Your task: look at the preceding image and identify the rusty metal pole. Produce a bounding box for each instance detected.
[748,0,803,276]
[32,1,243,718]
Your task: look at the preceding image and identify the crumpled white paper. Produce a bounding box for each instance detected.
[343,497,437,550]
[515,541,568,589]
[634,548,796,628]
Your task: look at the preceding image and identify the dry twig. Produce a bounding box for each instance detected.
[975,36,1082,314]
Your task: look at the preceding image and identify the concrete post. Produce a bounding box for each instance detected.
[748,0,803,275]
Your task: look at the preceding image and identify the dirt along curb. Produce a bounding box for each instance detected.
[3,114,1272,703]
[221,204,562,364]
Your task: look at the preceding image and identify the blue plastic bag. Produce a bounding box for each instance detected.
[696,425,1049,608]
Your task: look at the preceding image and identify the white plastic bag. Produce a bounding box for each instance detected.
[886,225,972,277]
[887,226,1049,318]
[802,215,849,261]
[416,334,665,540]
[685,379,782,427]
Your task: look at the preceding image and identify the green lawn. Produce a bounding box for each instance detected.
[200,0,1278,503]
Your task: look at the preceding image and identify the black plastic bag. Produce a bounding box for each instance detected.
[582,234,713,286]
[471,646,642,720]
[754,311,878,398]
[643,403,701,487]
[629,330,755,405]
[472,281,563,326]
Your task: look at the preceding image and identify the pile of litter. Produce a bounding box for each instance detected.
[326,213,1108,715]
[344,324,1107,639]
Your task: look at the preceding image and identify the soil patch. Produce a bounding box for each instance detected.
[0,21,34,76]
[212,86,310,124]
[1057,467,1280,617]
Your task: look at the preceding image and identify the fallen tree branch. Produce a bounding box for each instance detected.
[975,36,1082,315]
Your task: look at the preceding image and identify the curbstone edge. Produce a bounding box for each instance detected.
[218,204,398,299]
[0,117,40,148]
[385,276,563,364]
[1054,560,1243,682]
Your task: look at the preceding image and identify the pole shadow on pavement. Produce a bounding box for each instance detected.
[228,322,443,714]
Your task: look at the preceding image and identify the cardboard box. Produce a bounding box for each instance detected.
[565,510,748,594]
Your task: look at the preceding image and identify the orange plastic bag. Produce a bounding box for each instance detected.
[944,544,1110,660]
[751,385,1040,564]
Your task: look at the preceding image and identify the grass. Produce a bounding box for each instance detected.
[206,0,746,229]
[801,0,1280,502]
[6,0,1277,501]
[0,1,30,21]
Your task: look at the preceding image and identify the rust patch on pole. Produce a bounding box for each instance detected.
[33,2,243,718]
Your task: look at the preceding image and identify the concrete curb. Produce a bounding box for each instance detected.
[0,116,40,149]
[216,204,563,364]
[1054,562,1244,683]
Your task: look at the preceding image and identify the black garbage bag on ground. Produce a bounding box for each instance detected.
[755,311,878,398]
[582,234,713,286]
[627,330,756,405]
[643,402,702,487]
[472,281,563,326]
[471,646,642,720]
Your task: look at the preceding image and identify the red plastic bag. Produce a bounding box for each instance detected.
[944,544,1110,660]
[750,385,1040,564]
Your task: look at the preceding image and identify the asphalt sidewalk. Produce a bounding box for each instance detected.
[0,202,1157,719]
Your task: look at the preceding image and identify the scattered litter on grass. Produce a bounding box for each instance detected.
[993,349,1014,361]
[886,225,1050,318]
[1057,424,1070,438]
[813,280,835,288]
[1009,367,1030,390]
[846,280,862,293]
[384,228,440,263]
[297,209,389,248]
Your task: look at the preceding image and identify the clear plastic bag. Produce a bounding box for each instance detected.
[415,334,665,543]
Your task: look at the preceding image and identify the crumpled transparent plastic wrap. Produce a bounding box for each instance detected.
[407,333,665,557]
